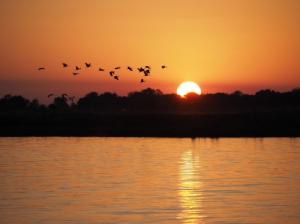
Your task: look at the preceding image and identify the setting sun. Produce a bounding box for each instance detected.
[177,82,202,97]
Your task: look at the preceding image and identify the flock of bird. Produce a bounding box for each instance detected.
[38,62,167,84]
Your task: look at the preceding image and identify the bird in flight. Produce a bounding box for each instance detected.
[36,62,164,83]
[137,67,144,72]
[109,71,115,76]
[144,70,150,76]
[47,93,54,98]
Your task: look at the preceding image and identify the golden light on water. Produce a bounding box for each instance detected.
[177,82,202,97]
[178,150,205,223]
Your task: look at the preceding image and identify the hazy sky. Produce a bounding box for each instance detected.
[1,0,300,101]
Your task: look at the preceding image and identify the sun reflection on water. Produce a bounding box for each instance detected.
[178,150,205,224]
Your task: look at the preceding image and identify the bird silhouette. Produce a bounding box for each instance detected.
[113,75,119,80]
[73,72,79,76]
[38,67,45,70]
[75,66,81,70]
[161,65,167,69]
[62,63,68,68]
[127,66,133,71]
[99,68,105,71]
[138,67,144,72]
[140,79,145,83]
[109,71,115,76]
[144,70,150,76]
[47,93,54,98]
[85,63,91,68]
[114,66,121,70]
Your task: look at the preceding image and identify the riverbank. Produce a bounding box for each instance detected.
[1,112,299,137]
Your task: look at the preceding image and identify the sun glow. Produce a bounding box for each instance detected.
[177,82,202,97]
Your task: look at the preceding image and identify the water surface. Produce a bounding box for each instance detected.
[0,138,299,223]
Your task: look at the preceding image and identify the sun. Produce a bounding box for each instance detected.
[177,81,202,97]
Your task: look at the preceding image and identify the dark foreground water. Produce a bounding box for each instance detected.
[0,138,299,224]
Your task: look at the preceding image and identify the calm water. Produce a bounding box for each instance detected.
[0,138,300,224]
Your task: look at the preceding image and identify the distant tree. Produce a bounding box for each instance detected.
[128,88,163,98]
[231,90,243,96]
[0,95,30,111]
[29,99,40,110]
[1,88,300,115]
[99,92,118,100]
[77,92,120,112]
[84,92,98,99]
[4,94,12,99]
[125,88,164,112]
[255,89,278,97]
[292,87,300,93]
[48,96,69,111]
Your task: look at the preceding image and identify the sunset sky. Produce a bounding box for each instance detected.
[1,0,300,102]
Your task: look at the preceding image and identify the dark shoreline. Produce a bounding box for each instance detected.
[1,112,299,137]
[1,88,300,137]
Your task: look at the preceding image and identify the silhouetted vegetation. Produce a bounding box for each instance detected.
[0,88,300,137]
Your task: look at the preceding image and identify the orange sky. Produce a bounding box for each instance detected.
[1,0,300,101]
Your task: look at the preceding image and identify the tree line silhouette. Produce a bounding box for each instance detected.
[1,88,300,137]
[1,88,300,114]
